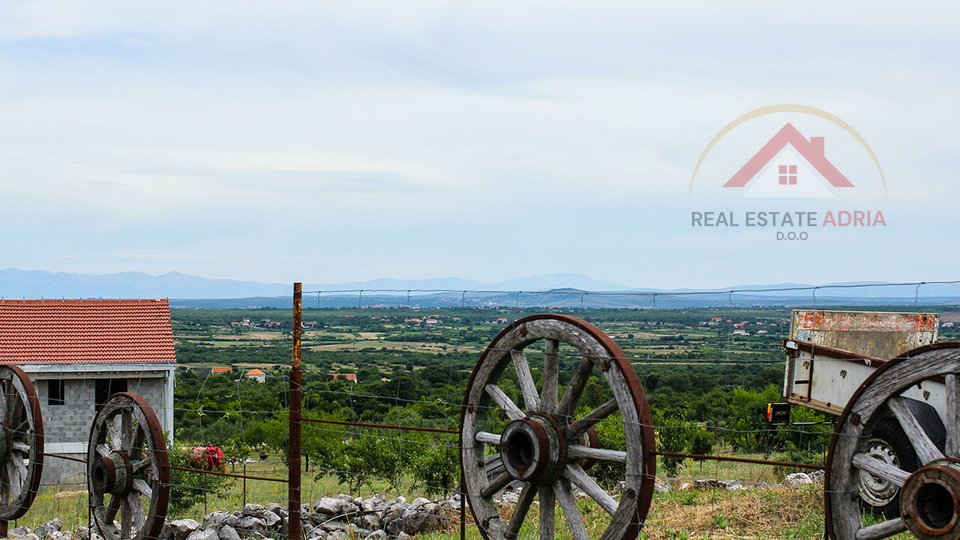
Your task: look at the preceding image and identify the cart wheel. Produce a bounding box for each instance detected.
[826,343,960,539]
[460,314,655,540]
[88,392,169,540]
[0,365,44,520]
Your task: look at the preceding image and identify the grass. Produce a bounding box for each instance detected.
[15,470,828,539]
[10,455,844,539]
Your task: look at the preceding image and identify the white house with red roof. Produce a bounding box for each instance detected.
[0,299,176,482]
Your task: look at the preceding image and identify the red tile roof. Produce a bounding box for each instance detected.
[0,299,175,365]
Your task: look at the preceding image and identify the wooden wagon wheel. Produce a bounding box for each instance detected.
[88,392,169,540]
[826,343,960,539]
[460,314,656,540]
[0,365,43,520]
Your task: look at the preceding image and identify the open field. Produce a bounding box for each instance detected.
[25,305,949,537]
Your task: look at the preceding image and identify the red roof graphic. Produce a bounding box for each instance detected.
[0,299,176,365]
[724,123,853,188]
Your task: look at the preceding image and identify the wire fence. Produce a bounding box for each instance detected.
[4,280,960,538]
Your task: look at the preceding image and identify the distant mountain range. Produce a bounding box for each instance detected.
[1,268,958,309]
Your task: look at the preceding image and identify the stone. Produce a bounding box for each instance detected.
[399,510,446,535]
[410,497,431,508]
[168,519,202,540]
[363,531,387,540]
[786,472,813,486]
[236,516,266,530]
[11,527,32,537]
[203,512,231,530]
[185,529,219,540]
[693,479,725,490]
[654,478,669,493]
[354,513,382,531]
[242,503,269,517]
[36,518,63,539]
[217,526,241,540]
[497,491,520,506]
[320,521,350,533]
[809,470,826,485]
[262,511,281,528]
[314,497,341,515]
[396,532,412,540]
[267,503,288,518]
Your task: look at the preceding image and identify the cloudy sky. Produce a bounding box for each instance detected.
[1,1,958,289]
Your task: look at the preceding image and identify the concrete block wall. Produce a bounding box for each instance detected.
[35,378,167,442]
[37,379,97,443]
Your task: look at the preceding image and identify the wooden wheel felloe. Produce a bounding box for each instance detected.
[0,365,43,520]
[826,343,960,539]
[460,314,656,540]
[88,392,169,540]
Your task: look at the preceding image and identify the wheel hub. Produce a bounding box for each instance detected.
[858,438,901,507]
[499,415,565,484]
[901,460,960,539]
[91,451,133,496]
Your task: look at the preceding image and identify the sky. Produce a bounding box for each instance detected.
[1,1,958,289]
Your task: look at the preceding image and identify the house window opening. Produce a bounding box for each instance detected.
[95,379,128,410]
[779,164,798,185]
[48,379,65,406]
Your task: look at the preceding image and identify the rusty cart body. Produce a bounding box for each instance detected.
[783,310,941,418]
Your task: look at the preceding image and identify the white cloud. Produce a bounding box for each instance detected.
[0,1,958,286]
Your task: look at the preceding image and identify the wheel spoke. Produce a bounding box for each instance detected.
[558,358,593,418]
[13,457,27,493]
[888,397,944,464]
[504,485,538,539]
[852,453,909,487]
[129,492,147,533]
[121,409,133,450]
[104,494,122,523]
[481,472,513,498]
[132,478,153,500]
[4,461,17,500]
[120,494,133,538]
[946,374,960,456]
[5,383,18,423]
[568,445,627,463]
[542,339,560,413]
[855,517,907,540]
[476,431,502,445]
[511,350,541,411]
[539,484,555,540]
[0,380,8,420]
[107,414,123,450]
[128,424,146,458]
[554,479,589,540]
[133,458,152,474]
[567,398,618,439]
[485,384,525,421]
[564,463,618,515]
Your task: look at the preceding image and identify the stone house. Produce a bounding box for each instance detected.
[0,299,176,483]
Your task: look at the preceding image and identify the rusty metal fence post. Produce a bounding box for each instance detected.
[288,282,303,540]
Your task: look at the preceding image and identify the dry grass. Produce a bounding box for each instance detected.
[642,486,824,539]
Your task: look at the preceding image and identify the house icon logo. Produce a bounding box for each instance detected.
[689,104,887,200]
[723,123,854,198]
